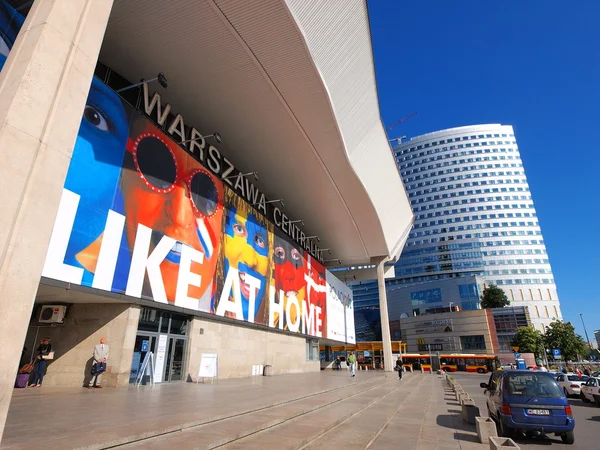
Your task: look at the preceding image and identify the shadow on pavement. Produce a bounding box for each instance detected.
[453,432,480,443]
[588,416,600,422]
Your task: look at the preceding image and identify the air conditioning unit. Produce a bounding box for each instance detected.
[38,305,67,324]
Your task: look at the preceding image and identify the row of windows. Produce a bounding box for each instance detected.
[417,212,536,221]
[409,229,542,240]
[399,242,483,258]
[487,258,550,265]
[408,232,543,246]
[413,202,532,213]
[396,251,483,267]
[399,150,518,168]
[485,268,553,276]
[398,133,514,155]
[406,170,524,184]
[410,185,529,200]
[402,162,523,177]
[397,261,485,276]
[413,221,539,231]
[407,173,527,191]
[413,196,532,208]
[482,249,546,256]
[494,278,554,285]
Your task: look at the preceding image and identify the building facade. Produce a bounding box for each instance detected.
[0,0,414,440]
[353,124,562,332]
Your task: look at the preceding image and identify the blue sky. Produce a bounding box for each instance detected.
[369,1,600,340]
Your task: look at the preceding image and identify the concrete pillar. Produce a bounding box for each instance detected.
[0,0,114,441]
[376,257,393,372]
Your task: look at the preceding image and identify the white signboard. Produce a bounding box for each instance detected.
[154,334,168,383]
[199,353,218,378]
[326,272,355,344]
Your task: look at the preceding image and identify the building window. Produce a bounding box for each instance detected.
[460,335,486,350]
[306,339,319,361]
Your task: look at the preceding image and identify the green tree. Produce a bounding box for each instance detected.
[511,326,545,359]
[543,320,587,362]
[480,285,510,308]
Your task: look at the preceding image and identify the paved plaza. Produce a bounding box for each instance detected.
[2,371,490,450]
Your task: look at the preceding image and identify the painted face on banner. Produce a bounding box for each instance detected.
[224,203,269,320]
[273,235,305,296]
[305,254,327,334]
[122,120,224,303]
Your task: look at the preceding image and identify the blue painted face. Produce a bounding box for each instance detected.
[223,205,269,321]
[63,77,130,260]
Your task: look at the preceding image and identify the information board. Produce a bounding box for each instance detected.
[198,353,218,379]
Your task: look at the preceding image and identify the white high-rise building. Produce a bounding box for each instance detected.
[391,124,561,331]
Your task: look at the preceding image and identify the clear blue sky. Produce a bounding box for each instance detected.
[368,0,600,341]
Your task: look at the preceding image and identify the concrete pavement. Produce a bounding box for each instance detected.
[2,370,490,450]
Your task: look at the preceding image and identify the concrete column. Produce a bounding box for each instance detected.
[0,0,114,441]
[376,257,393,372]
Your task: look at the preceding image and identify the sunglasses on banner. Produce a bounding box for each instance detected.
[128,132,222,218]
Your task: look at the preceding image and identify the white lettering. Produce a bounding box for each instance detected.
[281,213,288,234]
[167,114,186,144]
[92,210,125,290]
[286,294,301,333]
[315,306,323,337]
[126,225,175,303]
[41,189,84,284]
[268,285,284,329]
[188,127,205,161]
[257,193,267,214]
[222,158,235,185]
[233,172,245,197]
[207,145,221,174]
[273,206,282,227]
[245,178,260,205]
[245,273,261,324]
[143,82,171,127]
[215,267,244,319]
[301,300,315,335]
[174,244,204,310]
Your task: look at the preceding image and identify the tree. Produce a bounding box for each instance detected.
[511,326,545,359]
[480,285,510,308]
[543,320,587,362]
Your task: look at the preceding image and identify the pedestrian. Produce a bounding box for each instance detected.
[30,338,52,387]
[335,357,341,370]
[395,355,403,380]
[348,352,356,377]
[583,366,591,376]
[89,337,109,389]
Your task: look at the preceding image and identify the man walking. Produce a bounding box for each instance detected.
[395,355,404,380]
[89,337,109,389]
[348,352,356,377]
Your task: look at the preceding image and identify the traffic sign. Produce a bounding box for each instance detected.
[514,352,521,359]
[511,346,520,353]
[552,348,561,359]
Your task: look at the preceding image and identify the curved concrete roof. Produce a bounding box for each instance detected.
[100,0,413,267]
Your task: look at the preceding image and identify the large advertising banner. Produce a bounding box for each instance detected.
[0,0,353,343]
[326,272,355,344]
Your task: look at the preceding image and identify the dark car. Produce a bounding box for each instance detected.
[481,370,575,445]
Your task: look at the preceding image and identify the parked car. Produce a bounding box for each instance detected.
[481,370,575,444]
[556,373,588,397]
[580,376,600,406]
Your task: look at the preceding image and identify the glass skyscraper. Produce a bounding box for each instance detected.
[352,124,561,332]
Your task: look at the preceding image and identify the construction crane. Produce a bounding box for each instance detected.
[387,111,417,131]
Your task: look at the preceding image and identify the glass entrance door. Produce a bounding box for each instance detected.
[130,334,157,383]
[164,337,185,382]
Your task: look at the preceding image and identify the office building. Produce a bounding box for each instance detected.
[353,124,562,333]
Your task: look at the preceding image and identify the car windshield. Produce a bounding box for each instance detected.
[504,373,563,398]
[567,375,588,381]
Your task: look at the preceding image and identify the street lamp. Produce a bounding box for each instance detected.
[579,313,592,347]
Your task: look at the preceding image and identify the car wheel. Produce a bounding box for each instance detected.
[563,387,570,398]
[594,395,600,407]
[580,392,589,403]
[498,417,514,438]
[477,368,485,374]
[561,431,575,445]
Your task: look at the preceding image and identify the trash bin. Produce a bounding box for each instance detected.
[263,365,273,376]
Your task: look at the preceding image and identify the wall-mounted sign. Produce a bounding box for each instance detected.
[414,318,453,334]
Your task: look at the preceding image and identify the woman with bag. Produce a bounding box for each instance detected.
[30,338,53,387]
[395,355,403,380]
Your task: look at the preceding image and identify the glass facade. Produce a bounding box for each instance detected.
[352,125,561,332]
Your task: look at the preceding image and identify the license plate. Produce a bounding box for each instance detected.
[527,409,550,415]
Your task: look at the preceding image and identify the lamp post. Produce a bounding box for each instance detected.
[579,313,592,347]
